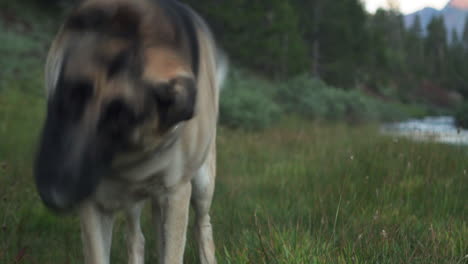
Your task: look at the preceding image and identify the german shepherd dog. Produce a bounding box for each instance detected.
[34,0,226,263]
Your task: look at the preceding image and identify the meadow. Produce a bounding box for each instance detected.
[0,88,467,263]
[0,1,467,263]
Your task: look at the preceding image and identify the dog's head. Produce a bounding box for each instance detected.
[35,1,197,211]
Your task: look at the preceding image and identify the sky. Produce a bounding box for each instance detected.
[364,0,449,14]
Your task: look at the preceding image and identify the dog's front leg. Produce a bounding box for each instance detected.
[152,182,192,264]
[125,201,145,264]
[79,201,115,264]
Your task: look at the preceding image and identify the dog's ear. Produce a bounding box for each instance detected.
[149,77,197,131]
[66,5,140,39]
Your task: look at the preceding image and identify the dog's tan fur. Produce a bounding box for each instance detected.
[43,0,226,263]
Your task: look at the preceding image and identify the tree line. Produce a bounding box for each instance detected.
[182,0,468,106]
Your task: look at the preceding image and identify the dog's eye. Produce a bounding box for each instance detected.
[99,99,136,139]
[107,51,130,78]
[71,81,93,104]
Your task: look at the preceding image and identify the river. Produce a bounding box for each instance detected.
[382,116,468,145]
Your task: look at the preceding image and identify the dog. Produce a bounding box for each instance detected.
[34,0,227,263]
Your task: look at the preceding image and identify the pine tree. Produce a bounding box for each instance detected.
[425,16,448,84]
[182,0,309,78]
[462,15,468,50]
[452,28,460,44]
[366,8,408,92]
[410,14,423,37]
[291,0,323,77]
[447,28,465,95]
[292,0,369,88]
[403,14,425,85]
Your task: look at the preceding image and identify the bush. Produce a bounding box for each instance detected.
[219,70,282,130]
[277,75,335,119]
[454,102,468,128]
[219,71,414,130]
[277,74,407,123]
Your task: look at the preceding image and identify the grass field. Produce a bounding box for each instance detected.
[0,85,467,263]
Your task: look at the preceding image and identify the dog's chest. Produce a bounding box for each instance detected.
[92,138,191,211]
[94,172,167,211]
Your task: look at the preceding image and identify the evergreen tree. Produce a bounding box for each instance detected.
[366,9,392,88]
[183,0,309,78]
[448,18,468,96]
[462,15,468,50]
[291,0,322,77]
[292,0,369,88]
[405,14,425,78]
[451,28,460,44]
[410,14,423,37]
[366,8,407,94]
[447,29,466,95]
[425,16,448,83]
[180,0,466,104]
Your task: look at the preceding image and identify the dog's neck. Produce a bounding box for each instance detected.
[110,123,183,173]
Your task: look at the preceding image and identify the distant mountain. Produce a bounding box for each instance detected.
[450,0,468,9]
[404,7,440,33]
[404,0,468,39]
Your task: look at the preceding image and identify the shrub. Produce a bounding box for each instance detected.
[220,72,413,130]
[277,75,335,119]
[277,74,407,123]
[219,70,282,130]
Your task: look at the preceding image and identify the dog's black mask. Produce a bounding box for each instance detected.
[34,95,115,212]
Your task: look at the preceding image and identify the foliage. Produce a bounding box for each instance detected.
[182,0,309,78]
[219,70,282,130]
[220,72,417,130]
[463,15,468,49]
[425,16,448,84]
[6,0,468,111]
[5,0,467,112]
[181,0,468,112]
[277,74,408,123]
[292,0,369,88]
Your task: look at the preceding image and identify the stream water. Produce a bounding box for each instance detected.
[382,116,468,145]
